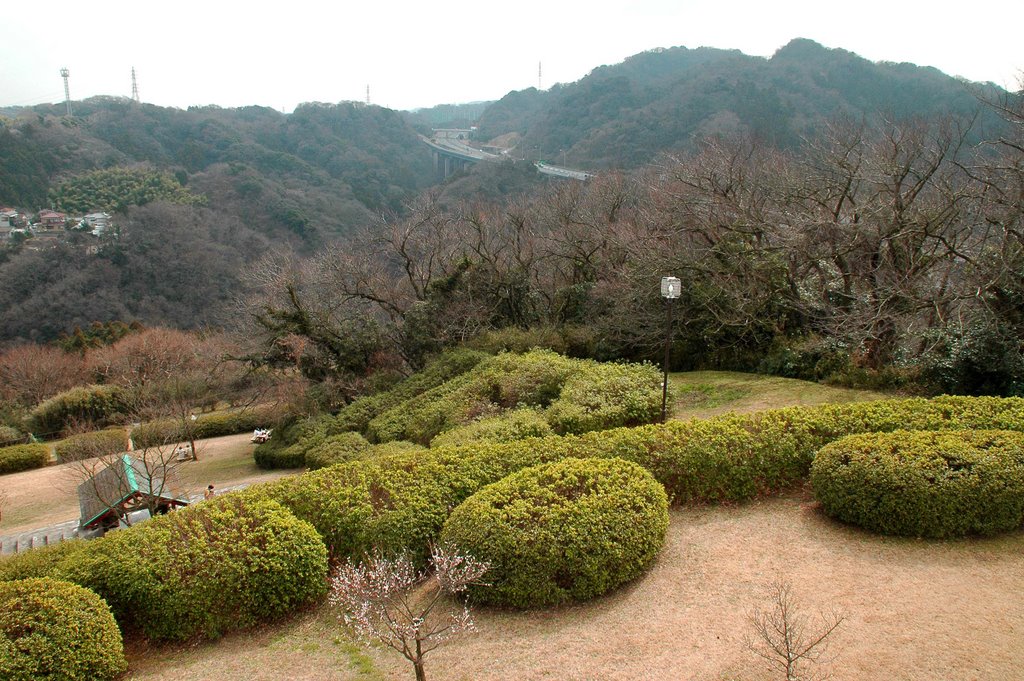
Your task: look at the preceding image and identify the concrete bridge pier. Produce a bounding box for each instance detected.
[433,150,469,179]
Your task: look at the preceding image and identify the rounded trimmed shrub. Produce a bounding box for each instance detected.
[0,577,127,681]
[28,385,129,439]
[811,429,1024,538]
[54,429,127,463]
[54,495,328,641]
[429,407,553,447]
[544,360,664,434]
[0,541,90,583]
[240,450,477,560]
[0,443,50,475]
[305,431,371,470]
[440,457,669,608]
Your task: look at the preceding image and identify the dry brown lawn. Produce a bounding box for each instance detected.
[122,492,1024,681]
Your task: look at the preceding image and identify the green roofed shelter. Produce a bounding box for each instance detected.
[78,454,188,530]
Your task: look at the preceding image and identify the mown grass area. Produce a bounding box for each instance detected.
[123,603,387,681]
[669,371,890,421]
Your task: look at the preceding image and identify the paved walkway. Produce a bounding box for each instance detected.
[0,484,252,556]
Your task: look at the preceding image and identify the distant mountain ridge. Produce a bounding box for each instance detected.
[475,38,1009,168]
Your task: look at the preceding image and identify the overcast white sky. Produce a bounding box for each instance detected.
[2,1,1020,113]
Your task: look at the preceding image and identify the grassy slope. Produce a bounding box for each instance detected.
[669,371,890,421]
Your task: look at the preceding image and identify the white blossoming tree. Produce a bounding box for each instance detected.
[330,543,490,681]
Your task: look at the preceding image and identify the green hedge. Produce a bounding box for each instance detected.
[253,413,334,470]
[239,451,481,559]
[54,429,128,463]
[365,350,664,445]
[0,443,50,475]
[131,404,281,448]
[0,577,126,681]
[254,349,660,466]
[239,395,1024,563]
[441,457,669,608]
[0,542,90,583]
[811,429,1024,538]
[331,348,489,434]
[28,385,129,439]
[430,406,553,447]
[2,496,328,642]
[545,360,664,434]
[363,441,428,457]
[305,432,371,470]
[254,348,489,470]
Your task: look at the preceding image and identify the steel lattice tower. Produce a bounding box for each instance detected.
[60,68,72,116]
[131,67,140,103]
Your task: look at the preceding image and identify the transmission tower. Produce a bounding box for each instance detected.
[60,68,72,116]
[131,67,140,103]
[366,84,370,106]
[538,62,542,90]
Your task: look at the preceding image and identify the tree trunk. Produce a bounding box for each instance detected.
[414,660,427,681]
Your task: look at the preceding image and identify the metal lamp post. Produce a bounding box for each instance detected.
[660,276,681,422]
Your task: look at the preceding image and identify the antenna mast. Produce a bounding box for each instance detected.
[538,62,542,90]
[366,84,370,106]
[60,68,72,116]
[131,67,140,103]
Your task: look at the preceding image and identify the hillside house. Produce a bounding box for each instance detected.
[36,209,66,231]
[0,208,23,228]
[83,211,112,236]
[0,209,25,239]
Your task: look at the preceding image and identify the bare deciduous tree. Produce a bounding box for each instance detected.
[330,543,489,681]
[65,441,191,532]
[0,344,89,407]
[745,579,845,681]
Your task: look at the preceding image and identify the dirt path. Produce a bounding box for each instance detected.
[122,493,1024,681]
[0,433,294,537]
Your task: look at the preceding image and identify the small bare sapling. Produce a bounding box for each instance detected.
[745,578,845,681]
[330,543,489,681]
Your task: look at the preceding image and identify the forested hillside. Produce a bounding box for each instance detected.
[0,98,438,342]
[0,98,434,243]
[477,39,1007,168]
